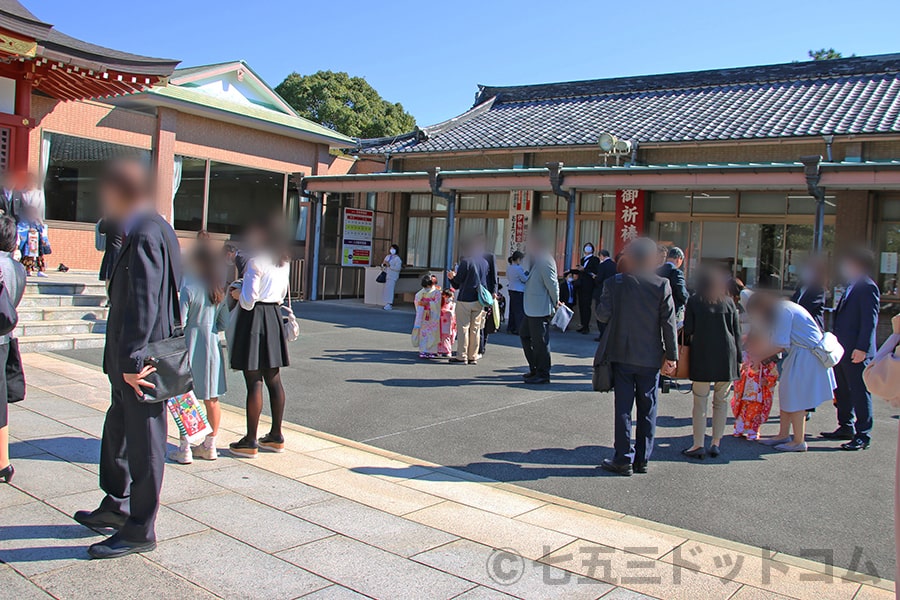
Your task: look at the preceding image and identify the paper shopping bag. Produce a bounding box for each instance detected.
[166,392,213,444]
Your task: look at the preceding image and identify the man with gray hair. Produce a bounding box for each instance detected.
[657,246,688,323]
[596,237,678,476]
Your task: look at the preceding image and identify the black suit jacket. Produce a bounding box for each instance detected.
[559,279,577,307]
[657,262,688,311]
[790,285,826,331]
[0,189,21,220]
[104,212,182,380]
[576,254,601,298]
[832,277,880,358]
[592,258,617,302]
[597,272,678,369]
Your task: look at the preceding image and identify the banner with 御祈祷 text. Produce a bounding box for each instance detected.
[614,189,646,255]
[508,190,531,255]
[341,208,374,267]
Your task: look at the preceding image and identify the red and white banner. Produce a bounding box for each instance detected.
[508,190,531,255]
[614,189,646,255]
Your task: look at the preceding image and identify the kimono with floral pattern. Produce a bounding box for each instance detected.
[413,287,441,355]
[731,352,778,439]
[438,295,457,356]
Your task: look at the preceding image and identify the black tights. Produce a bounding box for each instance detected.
[242,368,285,441]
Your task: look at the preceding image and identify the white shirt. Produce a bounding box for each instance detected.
[20,188,45,221]
[239,254,290,310]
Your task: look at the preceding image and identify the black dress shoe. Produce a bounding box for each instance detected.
[841,438,870,451]
[88,534,156,559]
[74,508,127,530]
[681,447,706,460]
[632,462,648,474]
[600,459,632,476]
[522,370,537,379]
[524,375,550,385]
[0,464,13,483]
[820,427,855,440]
[708,445,721,458]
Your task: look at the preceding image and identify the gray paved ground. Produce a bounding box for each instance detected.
[55,299,898,580]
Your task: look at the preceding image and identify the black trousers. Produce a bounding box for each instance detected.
[612,363,660,465]
[520,315,552,378]
[577,291,593,331]
[98,384,167,543]
[507,291,525,334]
[834,358,873,441]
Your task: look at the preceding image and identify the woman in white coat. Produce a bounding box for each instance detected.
[381,244,402,310]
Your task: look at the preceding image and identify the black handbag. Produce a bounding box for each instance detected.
[376,270,387,284]
[0,270,17,337]
[592,275,622,393]
[138,230,193,404]
[6,338,25,403]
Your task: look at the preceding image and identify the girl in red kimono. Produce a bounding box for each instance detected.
[732,334,778,440]
[438,288,457,357]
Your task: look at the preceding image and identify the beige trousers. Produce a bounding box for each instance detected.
[691,381,732,447]
[455,300,484,361]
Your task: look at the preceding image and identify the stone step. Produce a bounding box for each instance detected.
[14,319,106,337]
[24,281,107,297]
[17,333,106,353]
[19,294,107,308]
[18,306,109,322]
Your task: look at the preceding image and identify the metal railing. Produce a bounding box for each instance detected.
[289,259,305,300]
[318,265,365,300]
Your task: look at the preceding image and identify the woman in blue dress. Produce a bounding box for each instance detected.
[168,243,229,464]
[746,291,836,452]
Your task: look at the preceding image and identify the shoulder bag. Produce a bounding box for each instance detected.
[282,291,300,342]
[6,338,25,403]
[139,226,193,404]
[863,333,900,406]
[592,275,622,392]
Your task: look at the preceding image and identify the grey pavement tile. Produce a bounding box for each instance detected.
[0,563,53,599]
[31,553,218,599]
[0,481,35,509]
[0,501,103,577]
[196,462,335,511]
[47,490,209,542]
[63,415,105,439]
[24,392,105,421]
[152,530,330,600]
[291,497,457,557]
[9,453,98,499]
[159,463,229,505]
[451,587,517,599]
[299,584,370,599]
[170,492,331,552]
[27,434,102,474]
[598,588,661,600]
[278,534,476,600]
[7,409,82,440]
[8,439,44,459]
[414,538,611,600]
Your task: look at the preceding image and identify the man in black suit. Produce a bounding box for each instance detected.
[592,249,617,337]
[823,248,880,450]
[74,160,182,559]
[656,246,688,323]
[790,258,827,331]
[597,238,678,476]
[574,243,600,333]
[0,172,21,220]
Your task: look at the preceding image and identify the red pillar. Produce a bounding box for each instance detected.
[11,74,32,174]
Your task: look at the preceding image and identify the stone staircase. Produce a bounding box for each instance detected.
[17,276,108,352]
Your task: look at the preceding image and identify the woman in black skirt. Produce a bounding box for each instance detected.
[228,219,291,458]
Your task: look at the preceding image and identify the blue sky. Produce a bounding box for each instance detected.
[31,0,900,128]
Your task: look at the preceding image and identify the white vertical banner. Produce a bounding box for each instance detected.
[508,190,531,256]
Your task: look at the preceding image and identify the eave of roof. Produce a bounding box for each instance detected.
[139,85,354,147]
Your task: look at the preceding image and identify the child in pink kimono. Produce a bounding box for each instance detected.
[438,288,457,358]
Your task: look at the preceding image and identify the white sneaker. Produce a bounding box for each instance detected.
[775,441,808,452]
[192,436,218,461]
[36,271,48,278]
[383,304,393,311]
[167,439,193,464]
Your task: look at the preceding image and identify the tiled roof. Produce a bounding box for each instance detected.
[357,53,900,155]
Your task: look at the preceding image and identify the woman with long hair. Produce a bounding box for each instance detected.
[681,268,742,459]
[228,217,291,458]
[168,242,229,464]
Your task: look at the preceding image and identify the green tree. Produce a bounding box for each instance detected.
[808,48,849,61]
[275,71,416,139]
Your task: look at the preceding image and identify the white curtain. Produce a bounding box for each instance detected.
[171,155,183,220]
[40,133,51,188]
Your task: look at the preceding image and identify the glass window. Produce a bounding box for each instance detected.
[486,218,507,257]
[693,192,737,215]
[173,157,206,231]
[601,221,616,254]
[650,192,690,213]
[459,218,486,244]
[652,221,690,254]
[207,162,284,234]
[488,193,508,211]
[784,224,834,289]
[406,217,430,267]
[581,193,615,213]
[737,223,784,289]
[433,196,448,212]
[44,133,150,223]
[285,183,307,242]
[459,193,487,211]
[430,217,447,269]
[700,221,738,273]
[580,220,602,250]
[879,222,900,296]
[740,193,786,215]
[883,198,900,220]
[366,192,377,211]
[787,194,836,215]
[410,193,431,211]
[320,193,353,265]
[539,192,565,213]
